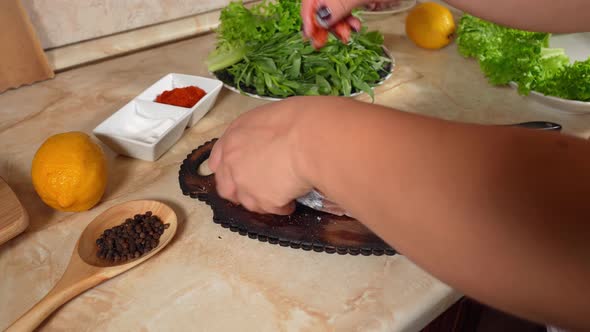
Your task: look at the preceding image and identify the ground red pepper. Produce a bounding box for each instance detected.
[155,86,206,108]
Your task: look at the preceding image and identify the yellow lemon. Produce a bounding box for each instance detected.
[32,132,107,212]
[405,2,456,49]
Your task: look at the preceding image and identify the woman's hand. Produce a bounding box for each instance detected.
[208,94,590,330]
[208,97,313,215]
[301,0,399,48]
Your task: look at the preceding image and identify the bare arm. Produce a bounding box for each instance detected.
[446,0,590,33]
[292,97,590,331]
[302,0,590,45]
[210,96,590,330]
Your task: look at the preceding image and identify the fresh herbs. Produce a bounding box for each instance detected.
[207,0,391,99]
[457,14,590,101]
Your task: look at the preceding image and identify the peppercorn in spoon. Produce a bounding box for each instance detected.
[6,200,178,331]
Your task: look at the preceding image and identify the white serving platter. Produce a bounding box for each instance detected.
[214,47,395,102]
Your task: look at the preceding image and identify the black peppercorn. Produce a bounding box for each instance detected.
[96,211,167,262]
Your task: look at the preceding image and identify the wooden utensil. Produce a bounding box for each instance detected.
[6,200,177,332]
[0,176,28,245]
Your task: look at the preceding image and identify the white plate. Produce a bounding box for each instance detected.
[510,32,590,115]
[358,0,416,18]
[214,47,395,102]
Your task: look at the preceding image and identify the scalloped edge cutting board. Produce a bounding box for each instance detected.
[0,176,28,245]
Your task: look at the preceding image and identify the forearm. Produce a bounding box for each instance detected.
[294,96,590,330]
[445,0,590,32]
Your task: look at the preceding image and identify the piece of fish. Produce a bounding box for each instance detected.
[296,189,351,217]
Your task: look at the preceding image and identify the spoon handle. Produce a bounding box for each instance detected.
[511,121,562,131]
[6,263,101,331]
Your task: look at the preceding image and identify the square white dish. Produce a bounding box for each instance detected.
[93,100,192,161]
[136,73,223,127]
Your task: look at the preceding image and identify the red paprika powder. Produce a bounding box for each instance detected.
[155,86,206,108]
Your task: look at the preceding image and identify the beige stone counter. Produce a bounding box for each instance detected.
[1,9,589,332]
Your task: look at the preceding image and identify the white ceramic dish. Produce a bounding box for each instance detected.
[214,47,395,102]
[137,73,223,127]
[94,73,223,161]
[358,0,416,19]
[93,100,192,161]
[510,32,590,114]
[510,82,590,115]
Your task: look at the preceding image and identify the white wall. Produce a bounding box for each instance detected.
[22,0,256,49]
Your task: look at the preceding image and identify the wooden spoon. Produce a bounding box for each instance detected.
[6,200,177,332]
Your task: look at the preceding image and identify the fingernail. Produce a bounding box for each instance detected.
[315,6,331,29]
[351,25,359,33]
[315,14,329,29]
[317,6,331,19]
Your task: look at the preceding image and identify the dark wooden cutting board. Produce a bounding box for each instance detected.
[179,139,396,256]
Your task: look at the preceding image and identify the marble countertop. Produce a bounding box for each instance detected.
[2,8,590,332]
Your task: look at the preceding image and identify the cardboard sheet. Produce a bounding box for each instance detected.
[0,0,54,93]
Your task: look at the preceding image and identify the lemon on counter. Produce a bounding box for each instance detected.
[32,132,107,212]
[405,2,456,49]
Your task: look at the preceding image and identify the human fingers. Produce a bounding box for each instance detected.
[314,0,366,29]
[303,1,365,47]
[208,141,222,172]
[303,0,364,37]
[346,15,362,33]
[214,165,239,204]
[311,28,329,49]
[236,192,265,214]
[209,120,238,172]
[261,201,296,216]
[302,0,318,40]
[332,21,351,44]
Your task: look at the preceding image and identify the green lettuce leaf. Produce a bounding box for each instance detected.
[456,14,589,101]
[536,59,590,101]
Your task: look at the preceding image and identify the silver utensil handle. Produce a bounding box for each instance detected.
[511,121,562,131]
